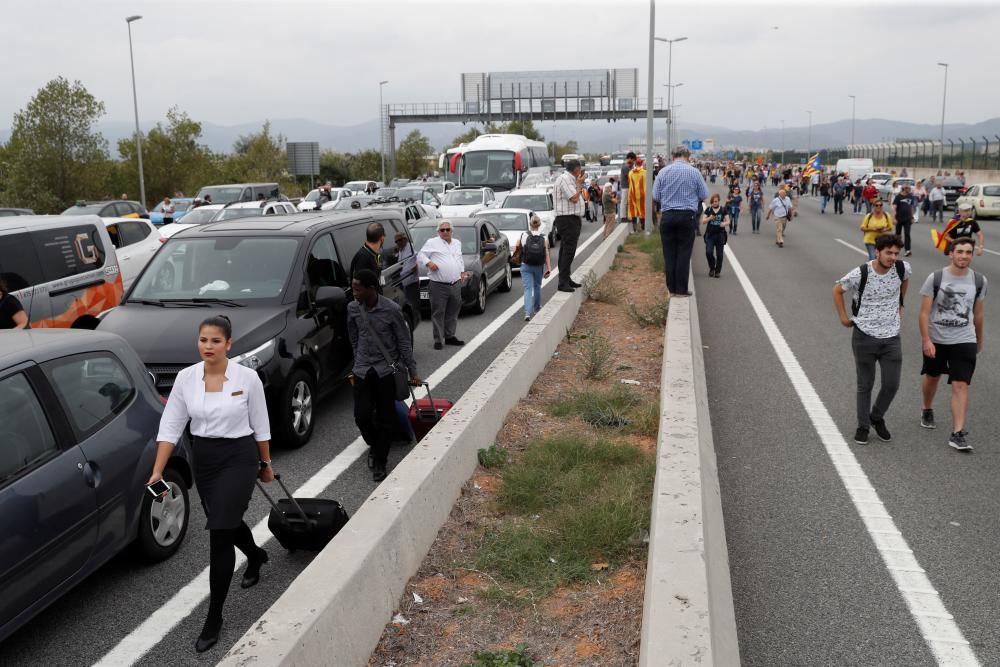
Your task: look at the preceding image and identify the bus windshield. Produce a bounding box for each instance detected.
[459,150,517,191]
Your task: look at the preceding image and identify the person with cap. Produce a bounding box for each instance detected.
[946,203,984,255]
[652,145,708,297]
[552,159,587,293]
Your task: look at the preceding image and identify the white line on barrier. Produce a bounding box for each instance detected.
[94,227,607,666]
[835,238,869,256]
[724,244,979,666]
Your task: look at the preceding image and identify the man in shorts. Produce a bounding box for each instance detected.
[918,237,987,451]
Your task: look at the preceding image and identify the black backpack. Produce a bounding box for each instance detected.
[851,261,906,316]
[932,269,984,300]
[522,233,546,266]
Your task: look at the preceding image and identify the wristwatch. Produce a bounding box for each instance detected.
[259,460,271,471]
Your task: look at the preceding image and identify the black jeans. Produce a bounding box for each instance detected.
[852,328,902,429]
[208,521,261,623]
[834,195,845,214]
[897,219,912,251]
[705,232,726,274]
[659,209,698,294]
[353,368,396,467]
[554,214,582,287]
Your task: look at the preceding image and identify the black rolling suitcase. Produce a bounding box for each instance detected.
[256,474,349,551]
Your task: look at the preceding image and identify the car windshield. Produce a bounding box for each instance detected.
[375,188,397,198]
[213,208,264,221]
[443,190,483,205]
[425,182,445,194]
[173,207,219,225]
[503,194,551,212]
[476,212,527,231]
[153,200,192,213]
[346,183,367,192]
[460,150,517,191]
[983,186,1000,197]
[129,237,299,301]
[395,188,425,201]
[62,203,106,215]
[410,226,478,255]
[196,186,244,204]
[304,190,321,202]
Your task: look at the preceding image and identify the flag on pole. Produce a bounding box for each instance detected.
[801,153,821,178]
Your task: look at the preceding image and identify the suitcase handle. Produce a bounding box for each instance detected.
[256,473,314,528]
[408,381,437,410]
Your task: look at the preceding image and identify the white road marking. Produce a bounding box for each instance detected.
[723,245,980,666]
[94,228,607,666]
[835,238,869,257]
[982,248,1000,258]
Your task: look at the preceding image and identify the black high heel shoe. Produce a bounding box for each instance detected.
[195,616,222,653]
[240,549,269,589]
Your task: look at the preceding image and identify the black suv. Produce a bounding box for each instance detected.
[98,209,419,448]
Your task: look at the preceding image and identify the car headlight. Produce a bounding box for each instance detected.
[233,338,276,370]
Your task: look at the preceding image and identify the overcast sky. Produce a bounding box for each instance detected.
[4,0,997,134]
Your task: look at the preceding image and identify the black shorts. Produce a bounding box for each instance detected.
[921,342,978,384]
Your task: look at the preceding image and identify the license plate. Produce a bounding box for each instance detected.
[420,290,429,300]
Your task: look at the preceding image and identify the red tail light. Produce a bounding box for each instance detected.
[159,237,167,243]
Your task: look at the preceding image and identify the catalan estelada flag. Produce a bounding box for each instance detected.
[802,153,821,179]
[932,218,961,253]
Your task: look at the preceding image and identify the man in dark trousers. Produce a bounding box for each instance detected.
[347,269,421,482]
[350,222,386,288]
[652,145,708,297]
[552,159,587,292]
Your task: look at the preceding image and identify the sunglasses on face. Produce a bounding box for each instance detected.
[439,228,452,232]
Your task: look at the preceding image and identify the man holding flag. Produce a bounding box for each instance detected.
[932,202,985,255]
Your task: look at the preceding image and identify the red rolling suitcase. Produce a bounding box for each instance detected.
[408,382,454,441]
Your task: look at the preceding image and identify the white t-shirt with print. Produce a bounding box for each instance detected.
[837,260,912,338]
[919,268,988,344]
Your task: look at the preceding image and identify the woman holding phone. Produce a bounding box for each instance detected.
[147,314,274,653]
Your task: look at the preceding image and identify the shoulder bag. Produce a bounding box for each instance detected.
[357,305,410,400]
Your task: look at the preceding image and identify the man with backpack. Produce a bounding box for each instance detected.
[918,237,987,451]
[833,234,911,445]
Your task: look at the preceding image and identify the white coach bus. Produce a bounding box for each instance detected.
[445,134,551,192]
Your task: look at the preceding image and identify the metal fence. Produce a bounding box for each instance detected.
[841,138,1000,171]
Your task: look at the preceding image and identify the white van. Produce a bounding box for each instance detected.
[835,158,874,183]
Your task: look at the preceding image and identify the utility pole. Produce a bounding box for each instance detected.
[126,15,146,206]
[806,110,812,157]
[379,80,389,184]
[644,0,655,235]
[848,95,856,153]
[937,63,949,170]
[654,36,688,151]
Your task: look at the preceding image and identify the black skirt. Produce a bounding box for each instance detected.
[192,435,258,530]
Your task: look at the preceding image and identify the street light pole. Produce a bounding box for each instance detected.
[644,0,655,236]
[848,95,856,153]
[125,15,145,207]
[780,119,785,165]
[378,80,389,184]
[806,110,812,157]
[654,36,687,150]
[663,83,683,150]
[937,63,948,170]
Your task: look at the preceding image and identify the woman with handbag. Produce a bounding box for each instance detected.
[148,314,274,653]
[347,269,422,482]
[514,214,552,321]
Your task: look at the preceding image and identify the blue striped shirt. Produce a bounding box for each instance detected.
[653,159,708,212]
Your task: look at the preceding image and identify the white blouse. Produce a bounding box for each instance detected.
[156,360,271,444]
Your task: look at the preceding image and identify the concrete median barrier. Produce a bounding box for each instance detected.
[221,224,630,667]
[639,286,740,666]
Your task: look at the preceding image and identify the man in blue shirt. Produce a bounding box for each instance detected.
[653,145,709,296]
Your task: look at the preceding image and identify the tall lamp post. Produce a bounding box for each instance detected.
[654,36,688,151]
[644,0,655,236]
[937,63,948,170]
[663,83,684,149]
[806,110,812,158]
[780,119,785,165]
[125,15,146,207]
[848,95,856,153]
[379,80,389,184]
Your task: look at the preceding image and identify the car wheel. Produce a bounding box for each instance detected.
[278,369,315,448]
[472,277,487,314]
[133,467,189,562]
[497,262,513,292]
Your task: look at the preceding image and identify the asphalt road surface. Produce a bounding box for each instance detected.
[698,185,999,666]
[0,221,607,666]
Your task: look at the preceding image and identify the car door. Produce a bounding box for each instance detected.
[0,366,98,635]
[483,221,505,287]
[298,231,351,384]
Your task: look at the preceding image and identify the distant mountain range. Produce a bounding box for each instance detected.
[4,116,1000,155]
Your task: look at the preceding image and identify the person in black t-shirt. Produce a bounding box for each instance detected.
[946,203,985,256]
[0,278,28,329]
[350,223,386,289]
[892,185,917,256]
[701,193,730,278]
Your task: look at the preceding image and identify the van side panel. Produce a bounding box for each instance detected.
[31,271,123,329]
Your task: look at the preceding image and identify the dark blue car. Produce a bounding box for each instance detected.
[0,330,194,642]
[150,198,195,225]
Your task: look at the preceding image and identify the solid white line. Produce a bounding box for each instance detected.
[723,244,980,667]
[94,228,607,666]
[835,238,869,257]
[983,248,1000,258]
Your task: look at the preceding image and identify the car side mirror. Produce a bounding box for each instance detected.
[315,286,347,310]
[482,242,497,253]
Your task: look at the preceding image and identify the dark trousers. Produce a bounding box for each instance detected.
[834,195,845,214]
[852,328,902,429]
[705,232,725,274]
[208,521,261,623]
[659,209,698,294]
[897,220,912,251]
[354,368,396,467]
[554,214,582,288]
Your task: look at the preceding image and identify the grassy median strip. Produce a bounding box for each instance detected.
[475,434,655,601]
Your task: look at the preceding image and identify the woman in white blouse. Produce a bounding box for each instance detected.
[147,314,274,653]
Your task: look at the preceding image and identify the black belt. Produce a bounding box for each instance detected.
[430,279,460,286]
